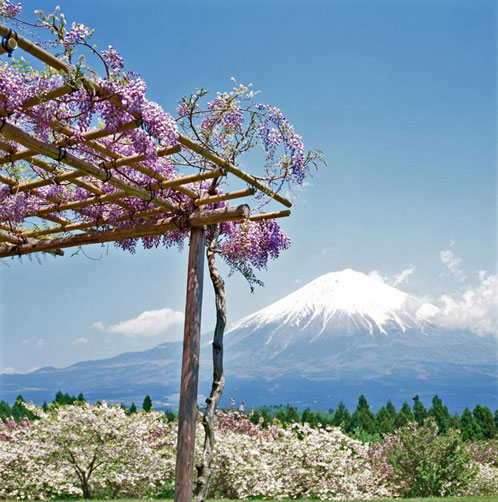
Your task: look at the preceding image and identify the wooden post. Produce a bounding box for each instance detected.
[175,225,205,502]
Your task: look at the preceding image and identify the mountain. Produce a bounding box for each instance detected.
[1,269,497,411]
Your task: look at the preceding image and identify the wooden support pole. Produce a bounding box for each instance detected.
[175,224,205,502]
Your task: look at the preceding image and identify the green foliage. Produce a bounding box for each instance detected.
[461,407,480,441]
[142,394,152,412]
[473,405,497,440]
[350,395,376,434]
[384,418,477,497]
[413,394,428,426]
[395,402,414,428]
[54,390,79,405]
[429,394,451,434]
[128,402,137,415]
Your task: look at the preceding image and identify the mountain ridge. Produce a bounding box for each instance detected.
[1,269,496,411]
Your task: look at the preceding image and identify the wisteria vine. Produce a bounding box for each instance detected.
[0,1,323,284]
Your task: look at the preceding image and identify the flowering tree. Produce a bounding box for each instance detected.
[0,403,176,499]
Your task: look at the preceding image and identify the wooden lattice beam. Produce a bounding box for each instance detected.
[0,204,250,257]
[0,120,180,213]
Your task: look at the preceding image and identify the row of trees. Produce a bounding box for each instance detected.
[252,394,498,441]
[2,391,497,442]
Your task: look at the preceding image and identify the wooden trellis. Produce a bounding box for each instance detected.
[0,25,292,502]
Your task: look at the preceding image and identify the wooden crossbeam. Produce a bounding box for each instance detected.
[0,205,250,257]
[0,37,17,56]
[24,169,226,222]
[23,206,165,238]
[249,209,291,221]
[0,120,180,213]
[177,135,292,208]
[194,188,255,207]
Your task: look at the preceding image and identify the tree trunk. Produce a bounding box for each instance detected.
[193,225,226,502]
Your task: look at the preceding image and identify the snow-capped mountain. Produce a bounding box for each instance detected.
[1,269,496,411]
[228,268,438,341]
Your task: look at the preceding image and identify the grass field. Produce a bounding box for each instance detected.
[75,496,498,502]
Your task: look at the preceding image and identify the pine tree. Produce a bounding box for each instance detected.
[413,395,427,425]
[473,405,496,439]
[460,407,478,441]
[494,409,498,429]
[128,402,137,414]
[350,395,376,434]
[396,402,414,428]
[429,395,450,434]
[275,409,287,424]
[77,393,86,403]
[286,406,300,423]
[333,402,351,429]
[376,406,395,434]
[142,395,152,412]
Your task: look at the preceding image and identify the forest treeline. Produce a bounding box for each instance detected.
[1,391,497,442]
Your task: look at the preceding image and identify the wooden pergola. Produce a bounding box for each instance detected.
[0,26,291,502]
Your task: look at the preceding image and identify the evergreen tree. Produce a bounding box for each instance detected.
[386,400,397,421]
[460,407,478,441]
[275,409,287,424]
[413,395,428,425]
[286,406,300,423]
[395,402,414,429]
[42,401,49,412]
[473,405,496,439]
[0,400,12,420]
[376,406,395,434]
[128,402,137,415]
[250,409,260,425]
[429,395,450,434]
[77,393,86,403]
[350,395,376,434]
[494,409,498,429]
[165,410,176,422]
[333,402,351,429]
[142,395,152,412]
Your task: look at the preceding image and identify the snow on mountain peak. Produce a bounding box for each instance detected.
[228,268,438,336]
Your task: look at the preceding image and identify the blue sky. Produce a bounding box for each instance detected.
[0,0,496,374]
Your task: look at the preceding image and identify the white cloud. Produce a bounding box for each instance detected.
[1,366,16,374]
[369,266,415,287]
[368,269,386,284]
[440,241,466,282]
[73,337,88,345]
[93,308,184,339]
[35,338,46,349]
[392,266,415,287]
[433,271,498,336]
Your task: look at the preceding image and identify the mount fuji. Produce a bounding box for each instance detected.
[1,269,497,411]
